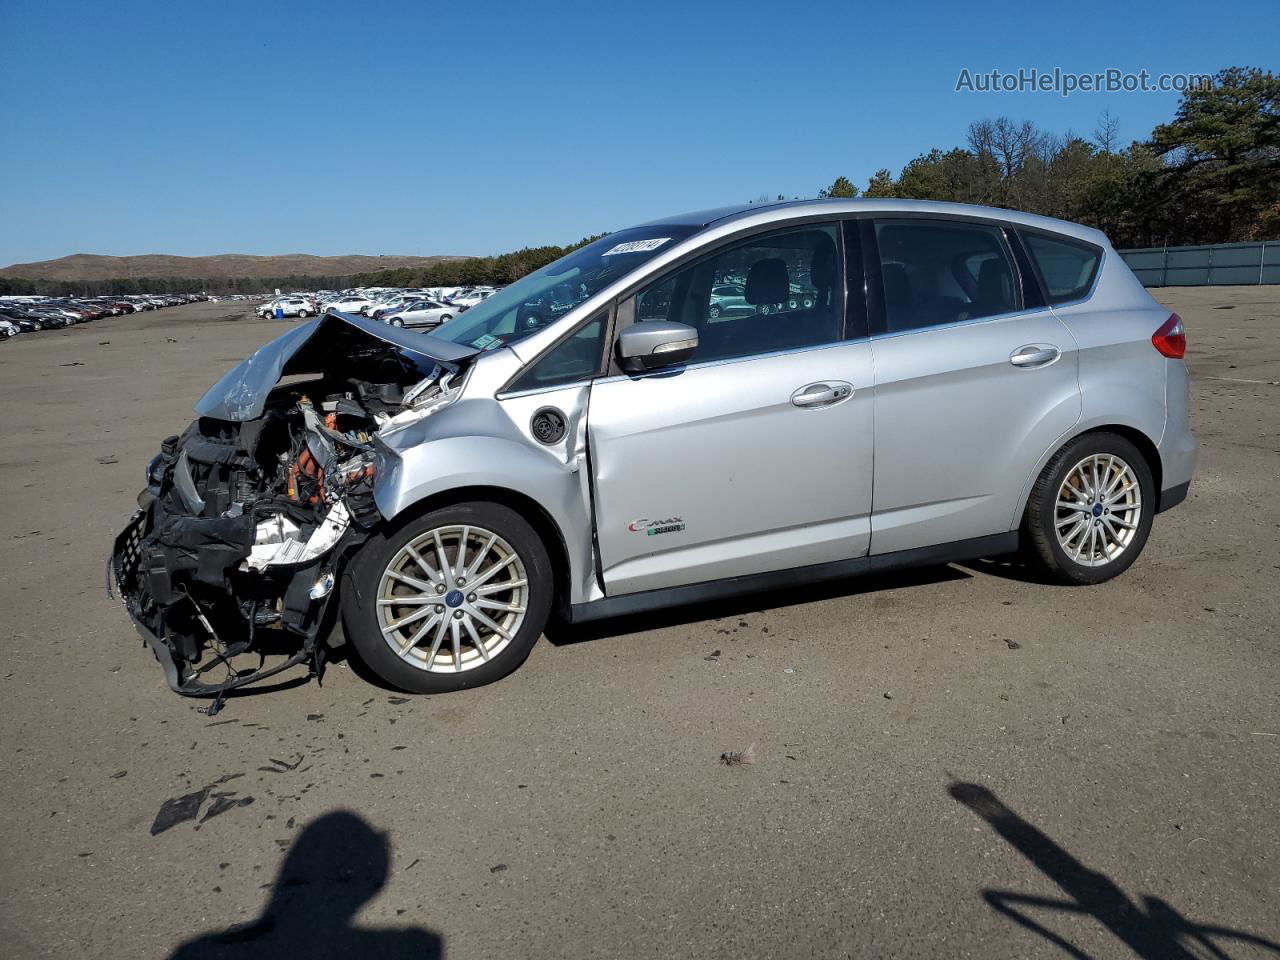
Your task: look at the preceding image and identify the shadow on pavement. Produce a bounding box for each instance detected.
[169,810,443,959]
[953,555,1062,585]
[948,781,1280,959]
[546,563,972,645]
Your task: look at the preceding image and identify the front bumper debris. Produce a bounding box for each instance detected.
[108,312,472,712]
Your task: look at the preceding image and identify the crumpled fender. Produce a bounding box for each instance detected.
[373,429,597,604]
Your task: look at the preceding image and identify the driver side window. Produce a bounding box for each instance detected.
[632,223,844,364]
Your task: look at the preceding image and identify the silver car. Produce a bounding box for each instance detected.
[383,299,455,328]
[111,198,1195,705]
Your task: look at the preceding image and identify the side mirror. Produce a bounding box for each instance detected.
[616,321,698,373]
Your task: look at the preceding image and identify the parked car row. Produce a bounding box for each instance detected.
[0,294,208,340]
[254,286,504,334]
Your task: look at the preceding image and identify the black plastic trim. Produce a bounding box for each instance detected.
[840,219,869,340]
[1157,481,1190,514]
[858,218,886,337]
[1008,229,1050,308]
[567,532,1018,623]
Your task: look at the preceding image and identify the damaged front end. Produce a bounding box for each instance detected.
[109,312,475,708]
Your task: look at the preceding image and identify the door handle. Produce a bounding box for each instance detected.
[791,381,854,408]
[1010,344,1060,368]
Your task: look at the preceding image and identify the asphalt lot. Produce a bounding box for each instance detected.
[1,289,1277,959]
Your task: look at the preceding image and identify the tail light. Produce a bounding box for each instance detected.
[1152,313,1186,359]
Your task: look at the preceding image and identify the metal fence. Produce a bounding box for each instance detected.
[1117,241,1280,287]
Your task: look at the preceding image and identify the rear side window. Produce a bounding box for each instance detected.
[872,219,1019,334]
[1023,232,1100,303]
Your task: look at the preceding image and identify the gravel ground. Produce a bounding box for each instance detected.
[0,289,1276,959]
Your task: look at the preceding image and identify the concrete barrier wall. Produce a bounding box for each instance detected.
[1117,241,1280,287]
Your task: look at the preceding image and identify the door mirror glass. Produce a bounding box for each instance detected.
[616,321,699,372]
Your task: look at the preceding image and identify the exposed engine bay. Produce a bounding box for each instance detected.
[109,313,475,713]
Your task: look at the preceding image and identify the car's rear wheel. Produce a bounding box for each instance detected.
[342,502,553,693]
[298,308,309,318]
[1024,432,1154,585]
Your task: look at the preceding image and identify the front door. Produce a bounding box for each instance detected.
[588,221,875,596]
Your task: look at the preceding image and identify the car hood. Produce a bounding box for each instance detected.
[194,311,480,422]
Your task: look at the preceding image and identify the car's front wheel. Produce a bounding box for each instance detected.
[1024,432,1154,585]
[342,502,553,693]
[390,317,403,327]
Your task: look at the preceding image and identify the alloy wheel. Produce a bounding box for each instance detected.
[1054,454,1142,567]
[376,525,529,673]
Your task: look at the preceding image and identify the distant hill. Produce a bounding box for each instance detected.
[0,252,471,282]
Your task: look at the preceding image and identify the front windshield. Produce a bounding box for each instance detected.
[430,224,699,350]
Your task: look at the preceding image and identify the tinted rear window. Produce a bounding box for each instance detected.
[1024,232,1100,304]
[872,219,1020,334]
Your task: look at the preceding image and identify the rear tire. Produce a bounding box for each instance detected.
[1024,432,1154,585]
[342,502,553,694]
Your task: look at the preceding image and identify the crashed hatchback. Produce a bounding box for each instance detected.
[112,199,1195,706]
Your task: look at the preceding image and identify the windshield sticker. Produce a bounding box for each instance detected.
[601,238,671,256]
[471,334,502,350]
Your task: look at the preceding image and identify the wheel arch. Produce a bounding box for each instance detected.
[1013,422,1163,528]
[373,484,574,614]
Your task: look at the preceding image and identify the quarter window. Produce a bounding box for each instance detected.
[630,224,844,364]
[506,313,608,392]
[873,219,1020,334]
[1023,232,1100,303]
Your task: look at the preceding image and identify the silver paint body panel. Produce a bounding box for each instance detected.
[867,307,1081,554]
[588,340,875,593]
[367,199,1197,607]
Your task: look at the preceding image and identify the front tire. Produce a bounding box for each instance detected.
[390,317,403,327]
[1024,432,1154,585]
[342,502,553,693]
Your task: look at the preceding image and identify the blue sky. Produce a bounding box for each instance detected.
[0,0,1275,266]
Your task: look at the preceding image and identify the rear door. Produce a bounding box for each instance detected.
[588,221,876,596]
[864,217,1081,554]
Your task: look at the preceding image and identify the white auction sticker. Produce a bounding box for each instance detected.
[601,237,670,256]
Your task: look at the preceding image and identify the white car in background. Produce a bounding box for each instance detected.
[0,319,18,339]
[322,294,374,314]
[449,289,495,308]
[257,296,313,319]
[381,299,456,328]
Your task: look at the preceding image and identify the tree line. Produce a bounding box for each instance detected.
[817,66,1278,248]
[2,65,1273,297]
[0,239,605,296]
